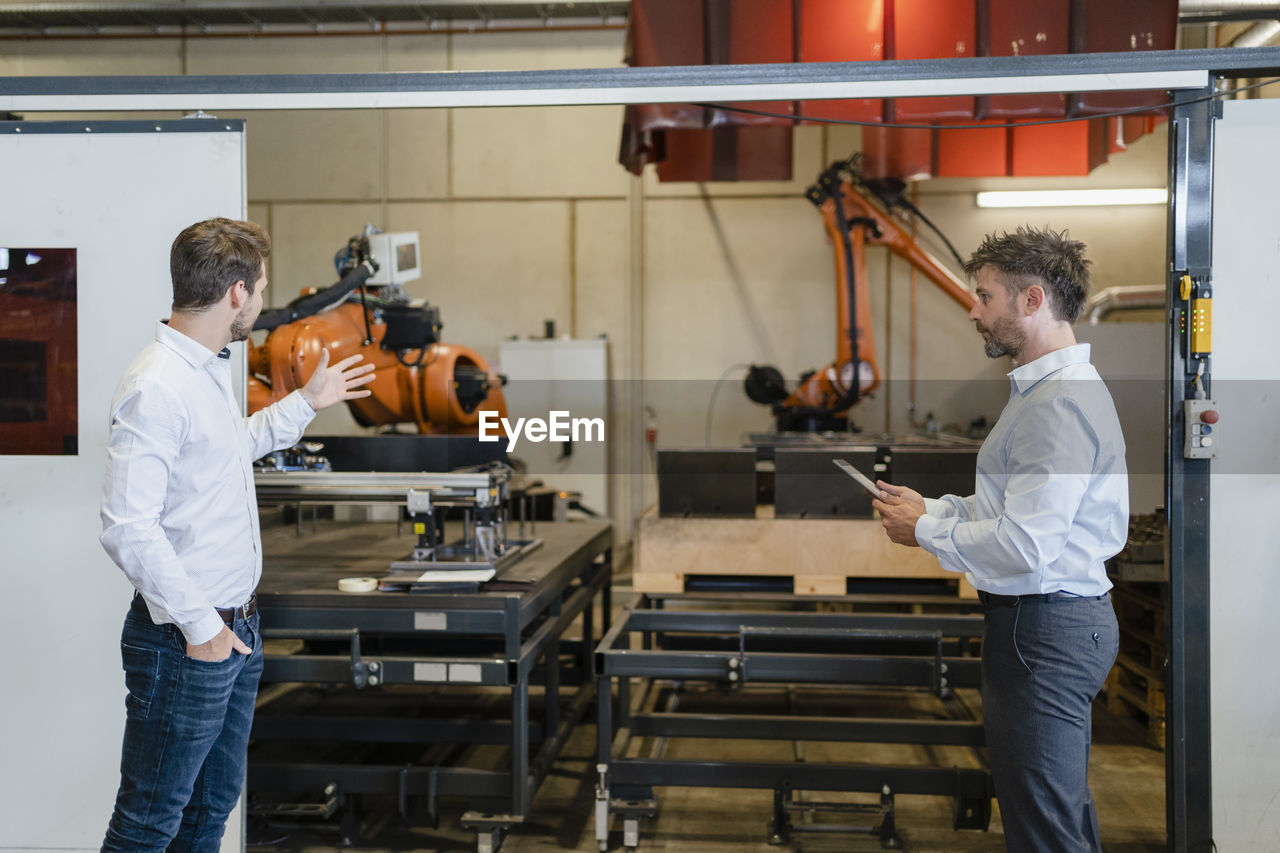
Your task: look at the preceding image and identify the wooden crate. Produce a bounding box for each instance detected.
[634,505,976,597]
[1103,578,1167,750]
[1104,654,1166,750]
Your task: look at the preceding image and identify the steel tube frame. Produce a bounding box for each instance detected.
[594,597,991,844]
[610,760,990,799]
[629,713,986,746]
[249,529,612,844]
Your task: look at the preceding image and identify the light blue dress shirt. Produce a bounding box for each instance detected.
[101,321,316,646]
[913,343,1128,596]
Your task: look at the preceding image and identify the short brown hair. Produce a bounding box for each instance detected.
[170,218,270,311]
[963,226,1091,323]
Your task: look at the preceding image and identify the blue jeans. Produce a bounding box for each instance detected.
[981,593,1119,853]
[102,594,262,853]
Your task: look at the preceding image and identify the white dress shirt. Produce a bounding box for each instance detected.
[101,321,315,645]
[913,344,1128,597]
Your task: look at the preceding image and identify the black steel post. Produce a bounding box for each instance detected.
[511,676,531,816]
[597,673,614,765]
[545,599,562,741]
[1165,83,1216,853]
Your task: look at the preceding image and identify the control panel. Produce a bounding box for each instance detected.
[1184,399,1219,460]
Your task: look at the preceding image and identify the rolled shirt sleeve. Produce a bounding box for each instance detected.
[244,388,315,461]
[922,494,976,522]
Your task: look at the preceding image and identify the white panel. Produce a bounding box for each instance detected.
[1209,97,1280,852]
[0,126,246,850]
[498,338,610,515]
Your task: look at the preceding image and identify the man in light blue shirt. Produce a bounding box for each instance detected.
[875,226,1127,853]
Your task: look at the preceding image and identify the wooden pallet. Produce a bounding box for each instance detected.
[634,505,976,597]
[1104,655,1166,750]
[1104,577,1167,750]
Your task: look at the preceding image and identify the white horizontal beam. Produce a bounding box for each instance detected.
[0,69,1210,113]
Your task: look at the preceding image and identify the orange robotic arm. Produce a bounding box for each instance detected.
[248,281,507,435]
[754,159,976,432]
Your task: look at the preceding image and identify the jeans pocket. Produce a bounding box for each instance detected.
[121,643,159,719]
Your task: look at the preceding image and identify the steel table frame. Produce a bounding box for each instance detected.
[593,594,992,850]
[246,520,612,851]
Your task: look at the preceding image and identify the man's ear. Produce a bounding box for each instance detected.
[1023,284,1045,316]
[227,280,248,310]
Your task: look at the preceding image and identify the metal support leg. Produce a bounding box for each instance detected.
[545,637,561,742]
[595,763,611,852]
[511,678,530,816]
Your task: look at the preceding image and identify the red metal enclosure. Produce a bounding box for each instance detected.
[935,121,1009,178]
[1069,0,1180,115]
[1010,118,1109,177]
[706,0,795,127]
[888,0,977,122]
[982,0,1070,118]
[620,0,1176,182]
[861,126,933,182]
[797,0,885,124]
[656,126,794,182]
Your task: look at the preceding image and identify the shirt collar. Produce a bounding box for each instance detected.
[155,319,229,368]
[1008,343,1091,395]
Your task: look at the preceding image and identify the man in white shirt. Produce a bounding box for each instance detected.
[99,218,375,852]
[874,226,1127,853]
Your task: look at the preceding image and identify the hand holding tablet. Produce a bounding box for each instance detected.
[832,458,883,499]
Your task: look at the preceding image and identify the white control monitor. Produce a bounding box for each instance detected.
[366,231,421,286]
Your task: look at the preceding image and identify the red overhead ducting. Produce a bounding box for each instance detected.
[888,0,977,122]
[620,0,1178,182]
[796,0,885,124]
[983,0,1070,119]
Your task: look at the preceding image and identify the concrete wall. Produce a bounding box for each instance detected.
[6,28,1171,540]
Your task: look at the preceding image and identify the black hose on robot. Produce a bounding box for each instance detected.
[824,170,862,413]
[252,261,377,332]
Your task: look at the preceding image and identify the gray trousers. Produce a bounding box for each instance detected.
[981,592,1119,853]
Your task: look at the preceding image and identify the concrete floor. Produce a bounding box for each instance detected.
[246,593,1167,853]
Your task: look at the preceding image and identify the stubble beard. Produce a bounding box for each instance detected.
[977,316,1024,361]
[230,304,254,343]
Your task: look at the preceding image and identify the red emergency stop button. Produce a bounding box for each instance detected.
[1201,410,1219,424]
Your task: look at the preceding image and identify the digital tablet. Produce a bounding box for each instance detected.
[832,458,883,499]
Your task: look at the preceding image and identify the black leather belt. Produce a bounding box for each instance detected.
[216,593,257,624]
[978,590,1109,608]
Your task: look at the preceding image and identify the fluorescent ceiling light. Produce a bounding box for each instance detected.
[975,188,1168,208]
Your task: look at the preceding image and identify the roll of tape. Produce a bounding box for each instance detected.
[338,577,378,593]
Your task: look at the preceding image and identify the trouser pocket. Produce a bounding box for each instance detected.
[121,642,160,719]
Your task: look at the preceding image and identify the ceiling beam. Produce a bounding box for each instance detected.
[5,47,1264,113]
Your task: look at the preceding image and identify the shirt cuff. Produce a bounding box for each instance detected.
[914,513,943,556]
[288,388,317,417]
[923,497,948,517]
[182,610,227,647]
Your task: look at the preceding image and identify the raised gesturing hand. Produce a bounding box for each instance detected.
[300,348,376,412]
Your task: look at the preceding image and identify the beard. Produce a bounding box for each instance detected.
[976,315,1024,360]
[229,303,256,343]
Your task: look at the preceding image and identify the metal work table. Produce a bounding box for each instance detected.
[247,517,612,853]
[593,593,991,851]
